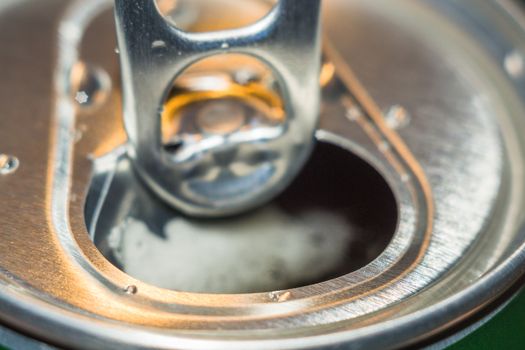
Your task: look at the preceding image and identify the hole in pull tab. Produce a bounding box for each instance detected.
[155,0,274,33]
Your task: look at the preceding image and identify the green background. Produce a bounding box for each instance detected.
[448,290,525,349]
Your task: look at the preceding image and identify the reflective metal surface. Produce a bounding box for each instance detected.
[114,0,322,217]
[0,0,525,349]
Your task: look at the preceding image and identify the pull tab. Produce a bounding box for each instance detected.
[114,0,322,217]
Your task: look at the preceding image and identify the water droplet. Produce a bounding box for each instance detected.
[151,40,167,50]
[114,47,120,55]
[75,91,89,105]
[345,106,362,122]
[504,50,524,78]
[74,130,83,143]
[221,42,229,49]
[125,285,138,295]
[378,141,390,152]
[70,62,111,109]
[384,105,411,130]
[268,291,279,302]
[73,124,88,143]
[0,154,19,175]
[268,291,291,302]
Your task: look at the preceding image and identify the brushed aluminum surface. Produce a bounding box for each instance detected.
[0,1,524,349]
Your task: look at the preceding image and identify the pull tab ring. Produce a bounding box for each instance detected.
[115,0,322,217]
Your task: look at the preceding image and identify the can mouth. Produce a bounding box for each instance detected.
[86,141,398,294]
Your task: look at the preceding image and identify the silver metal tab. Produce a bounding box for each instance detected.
[114,0,322,217]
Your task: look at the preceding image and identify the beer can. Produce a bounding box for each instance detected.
[1,0,525,349]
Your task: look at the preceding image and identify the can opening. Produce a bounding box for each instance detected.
[160,54,286,160]
[86,142,398,294]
